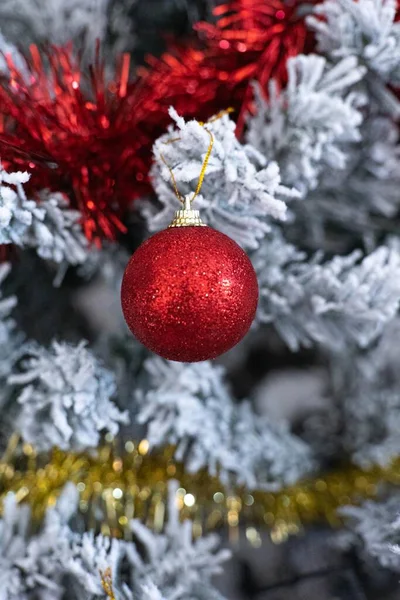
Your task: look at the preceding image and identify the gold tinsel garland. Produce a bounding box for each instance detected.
[1,434,399,545]
[100,568,116,599]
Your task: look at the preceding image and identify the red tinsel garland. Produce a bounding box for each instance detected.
[194,0,313,131]
[0,46,148,242]
[0,0,315,242]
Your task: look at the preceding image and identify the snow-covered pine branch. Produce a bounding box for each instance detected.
[0,168,34,244]
[126,481,230,600]
[0,482,229,600]
[309,0,400,84]
[0,264,23,412]
[341,497,400,572]
[308,0,400,115]
[142,107,298,250]
[327,319,400,467]
[136,357,314,490]
[289,115,400,251]
[0,492,63,600]
[8,340,129,451]
[139,583,166,600]
[0,165,88,266]
[24,191,88,266]
[0,262,17,335]
[246,54,365,196]
[254,230,400,351]
[65,533,126,598]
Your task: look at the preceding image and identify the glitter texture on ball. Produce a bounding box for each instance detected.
[121,226,259,362]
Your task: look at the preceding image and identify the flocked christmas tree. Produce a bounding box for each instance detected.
[0,0,400,598]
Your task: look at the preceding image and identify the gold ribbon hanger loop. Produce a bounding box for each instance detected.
[160,108,234,227]
[160,127,213,211]
[100,568,116,600]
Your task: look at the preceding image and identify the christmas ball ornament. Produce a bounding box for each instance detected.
[121,201,258,362]
[121,117,258,362]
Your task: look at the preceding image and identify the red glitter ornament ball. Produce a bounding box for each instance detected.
[121,226,258,362]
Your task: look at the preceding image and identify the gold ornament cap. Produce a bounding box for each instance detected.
[169,196,207,228]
